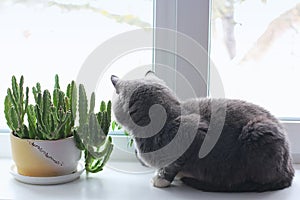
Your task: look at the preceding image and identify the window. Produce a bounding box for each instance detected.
[0,0,153,130]
[154,0,300,162]
[1,0,300,162]
[210,0,300,119]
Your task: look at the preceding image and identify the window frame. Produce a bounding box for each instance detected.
[153,0,300,163]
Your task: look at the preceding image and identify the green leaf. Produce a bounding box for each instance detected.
[111,121,116,131]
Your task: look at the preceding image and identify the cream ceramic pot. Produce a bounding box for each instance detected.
[10,133,81,177]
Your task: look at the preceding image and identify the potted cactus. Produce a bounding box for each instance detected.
[74,84,113,175]
[5,75,81,178]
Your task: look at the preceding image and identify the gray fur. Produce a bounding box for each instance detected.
[111,75,294,192]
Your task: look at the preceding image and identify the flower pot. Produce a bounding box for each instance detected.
[10,133,81,177]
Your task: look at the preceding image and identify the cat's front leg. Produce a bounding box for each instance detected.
[152,169,171,188]
[152,162,184,188]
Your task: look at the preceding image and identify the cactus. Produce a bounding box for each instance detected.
[30,75,76,140]
[4,75,77,140]
[33,90,72,140]
[76,84,113,175]
[4,76,29,138]
[97,101,111,137]
[66,80,77,127]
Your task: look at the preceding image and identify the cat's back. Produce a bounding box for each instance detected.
[182,98,279,127]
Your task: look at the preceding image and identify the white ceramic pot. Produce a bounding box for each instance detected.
[10,133,81,177]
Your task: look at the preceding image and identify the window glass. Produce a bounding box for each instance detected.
[0,0,153,129]
[210,0,300,118]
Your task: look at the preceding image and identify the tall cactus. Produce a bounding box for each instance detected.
[4,76,29,138]
[76,84,113,174]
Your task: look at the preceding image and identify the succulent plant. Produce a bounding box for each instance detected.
[29,75,77,140]
[4,76,29,138]
[75,84,113,174]
[4,75,77,140]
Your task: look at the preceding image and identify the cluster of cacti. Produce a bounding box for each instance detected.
[30,75,77,140]
[5,75,114,174]
[75,84,113,174]
[4,76,29,138]
[4,75,77,140]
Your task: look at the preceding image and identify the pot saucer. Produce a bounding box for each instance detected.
[10,163,84,185]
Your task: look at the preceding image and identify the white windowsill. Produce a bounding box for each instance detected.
[0,158,300,200]
[1,129,300,199]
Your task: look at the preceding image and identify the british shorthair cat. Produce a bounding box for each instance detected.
[111,72,294,192]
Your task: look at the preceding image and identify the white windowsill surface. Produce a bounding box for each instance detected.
[1,158,300,200]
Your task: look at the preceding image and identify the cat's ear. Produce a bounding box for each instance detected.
[111,75,119,87]
[145,70,161,80]
[145,70,165,84]
[111,75,120,94]
[145,70,156,77]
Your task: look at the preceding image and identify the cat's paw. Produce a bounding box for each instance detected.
[151,175,171,188]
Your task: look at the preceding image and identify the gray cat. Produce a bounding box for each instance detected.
[111,73,294,192]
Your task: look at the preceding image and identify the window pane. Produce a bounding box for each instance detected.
[210,0,300,118]
[0,0,153,129]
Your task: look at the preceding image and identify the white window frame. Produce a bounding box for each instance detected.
[154,0,300,163]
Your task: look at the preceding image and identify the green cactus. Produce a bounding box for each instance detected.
[4,76,29,138]
[66,80,77,126]
[32,82,41,103]
[78,84,88,126]
[30,75,76,140]
[76,84,113,175]
[97,101,111,136]
[4,75,77,140]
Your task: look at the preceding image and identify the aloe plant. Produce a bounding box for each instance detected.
[4,75,77,140]
[75,84,113,174]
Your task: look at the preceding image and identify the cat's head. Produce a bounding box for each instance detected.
[111,71,180,135]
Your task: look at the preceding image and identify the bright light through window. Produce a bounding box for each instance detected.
[210,0,300,119]
[0,0,153,130]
